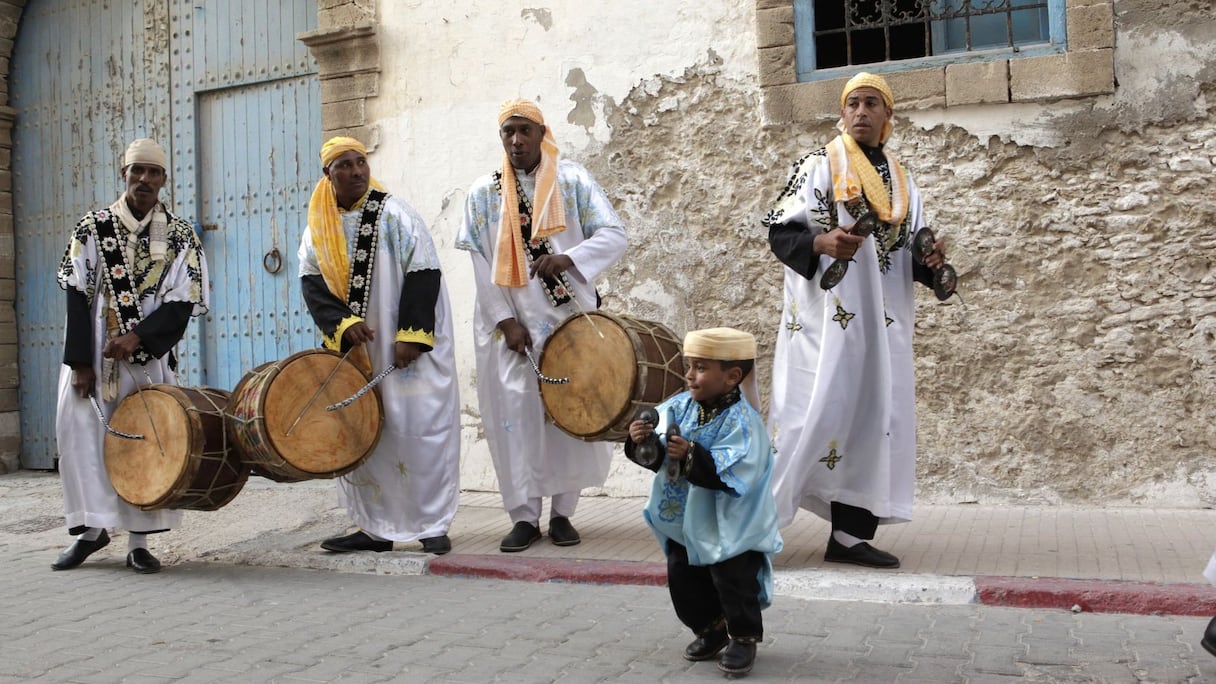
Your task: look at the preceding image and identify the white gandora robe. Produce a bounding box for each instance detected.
[764,145,928,528]
[299,194,461,541]
[457,160,627,511]
[55,203,209,534]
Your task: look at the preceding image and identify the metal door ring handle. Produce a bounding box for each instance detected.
[263,248,282,274]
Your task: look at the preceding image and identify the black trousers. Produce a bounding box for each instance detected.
[831,501,879,539]
[666,540,764,640]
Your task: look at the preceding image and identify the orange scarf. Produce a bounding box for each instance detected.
[494,99,566,288]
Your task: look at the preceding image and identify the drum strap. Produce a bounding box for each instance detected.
[92,214,154,366]
[345,189,388,318]
[495,171,573,308]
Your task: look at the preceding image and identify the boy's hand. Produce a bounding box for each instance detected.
[666,434,690,461]
[628,419,654,445]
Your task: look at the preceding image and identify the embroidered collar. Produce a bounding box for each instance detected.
[696,386,741,426]
[345,189,388,318]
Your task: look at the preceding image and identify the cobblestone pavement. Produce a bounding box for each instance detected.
[3,546,1213,684]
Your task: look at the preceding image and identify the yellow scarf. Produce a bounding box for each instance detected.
[308,136,386,302]
[494,99,566,288]
[826,133,909,229]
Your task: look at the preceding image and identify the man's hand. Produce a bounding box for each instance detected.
[102,331,142,361]
[529,254,574,280]
[342,322,375,347]
[923,237,948,270]
[71,366,96,399]
[813,228,866,260]
[666,434,690,462]
[394,341,422,369]
[496,318,532,355]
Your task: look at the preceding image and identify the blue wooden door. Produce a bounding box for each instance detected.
[11,0,318,469]
[176,1,321,391]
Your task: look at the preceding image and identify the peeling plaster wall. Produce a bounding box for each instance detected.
[364,0,1216,508]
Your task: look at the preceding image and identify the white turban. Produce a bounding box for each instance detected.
[124,138,167,169]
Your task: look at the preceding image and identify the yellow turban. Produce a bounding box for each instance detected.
[840,72,895,110]
[683,328,757,362]
[307,136,385,370]
[494,98,566,288]
[124,138,167,169]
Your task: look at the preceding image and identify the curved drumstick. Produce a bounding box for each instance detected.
[326,364,396,412]
[91,395,144,440]
[525,349,570,385]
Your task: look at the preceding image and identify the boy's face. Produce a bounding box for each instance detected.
[683,356,743,403]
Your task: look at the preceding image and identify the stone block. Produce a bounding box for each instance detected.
[0,277,13,300]
[761,80,842,125]
[885,67,946,111]
[322,99,366,129]
[756,0,792,9]
[946,60,1010,106]
[1067,2,1114,50]
[0,323,13,344]
[0,343,15,363]
[298,24,379,79]
[319,5,375,30]
[756,6,795,49]
[757,45,797,88]
[320,72,379,103]
[0,386,15,412]
[1010,49,1115,102]
[323,125,379,153]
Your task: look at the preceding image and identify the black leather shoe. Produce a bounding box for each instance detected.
[320,530,392,553]
[51,530,110,570]
[420,534,452,555]
[683,625,729,661]
[126,548,162,574]
[718,639,757,674]
[1202,616,1216,657]
[499,521,542,552]
[548,516,581,547]
[824,537,900,569]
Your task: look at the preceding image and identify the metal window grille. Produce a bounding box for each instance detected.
[813,0,1051,69]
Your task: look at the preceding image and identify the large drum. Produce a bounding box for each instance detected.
[227,349,383,482]
[105,386,247,511]
[538,312,684,442]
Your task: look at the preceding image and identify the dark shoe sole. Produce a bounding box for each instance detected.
[550,537,581,547]
[126,562,161,574]
[500,537,541,552]
[320,543,391,553]
[1203,638,1216,658]
[824,555,901,569]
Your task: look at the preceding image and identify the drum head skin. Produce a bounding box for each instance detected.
[106,386,198,508]
[539,312,636,438]
[264,351,381,475]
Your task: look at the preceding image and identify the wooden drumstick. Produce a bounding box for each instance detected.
[286,347,353,436]
[121,364,166,459]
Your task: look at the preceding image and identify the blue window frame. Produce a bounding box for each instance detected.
[793,0,1067,82]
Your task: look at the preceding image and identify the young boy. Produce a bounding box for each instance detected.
[626,327,783,676]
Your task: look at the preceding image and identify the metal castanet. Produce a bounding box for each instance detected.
[819,211,881,291]
[911,226,960,302]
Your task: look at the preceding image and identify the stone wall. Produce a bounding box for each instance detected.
[347,0,1216,506]
[0,0,25,474]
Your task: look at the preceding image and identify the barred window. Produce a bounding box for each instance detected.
[794,0,1066,80]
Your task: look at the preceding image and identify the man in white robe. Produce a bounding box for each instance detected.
[299,137,461,555]
[456,99,627,552]
[763,73,948,569]
[54,138,210,574]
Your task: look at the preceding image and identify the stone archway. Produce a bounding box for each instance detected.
[0,0,28,473]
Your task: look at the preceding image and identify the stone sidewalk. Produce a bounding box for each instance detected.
[3,472,1215,616]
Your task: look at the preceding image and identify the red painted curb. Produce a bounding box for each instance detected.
[427,554,667,586]
[976,576,1216,616]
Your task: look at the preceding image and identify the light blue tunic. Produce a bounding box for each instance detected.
[644,392,784,607]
